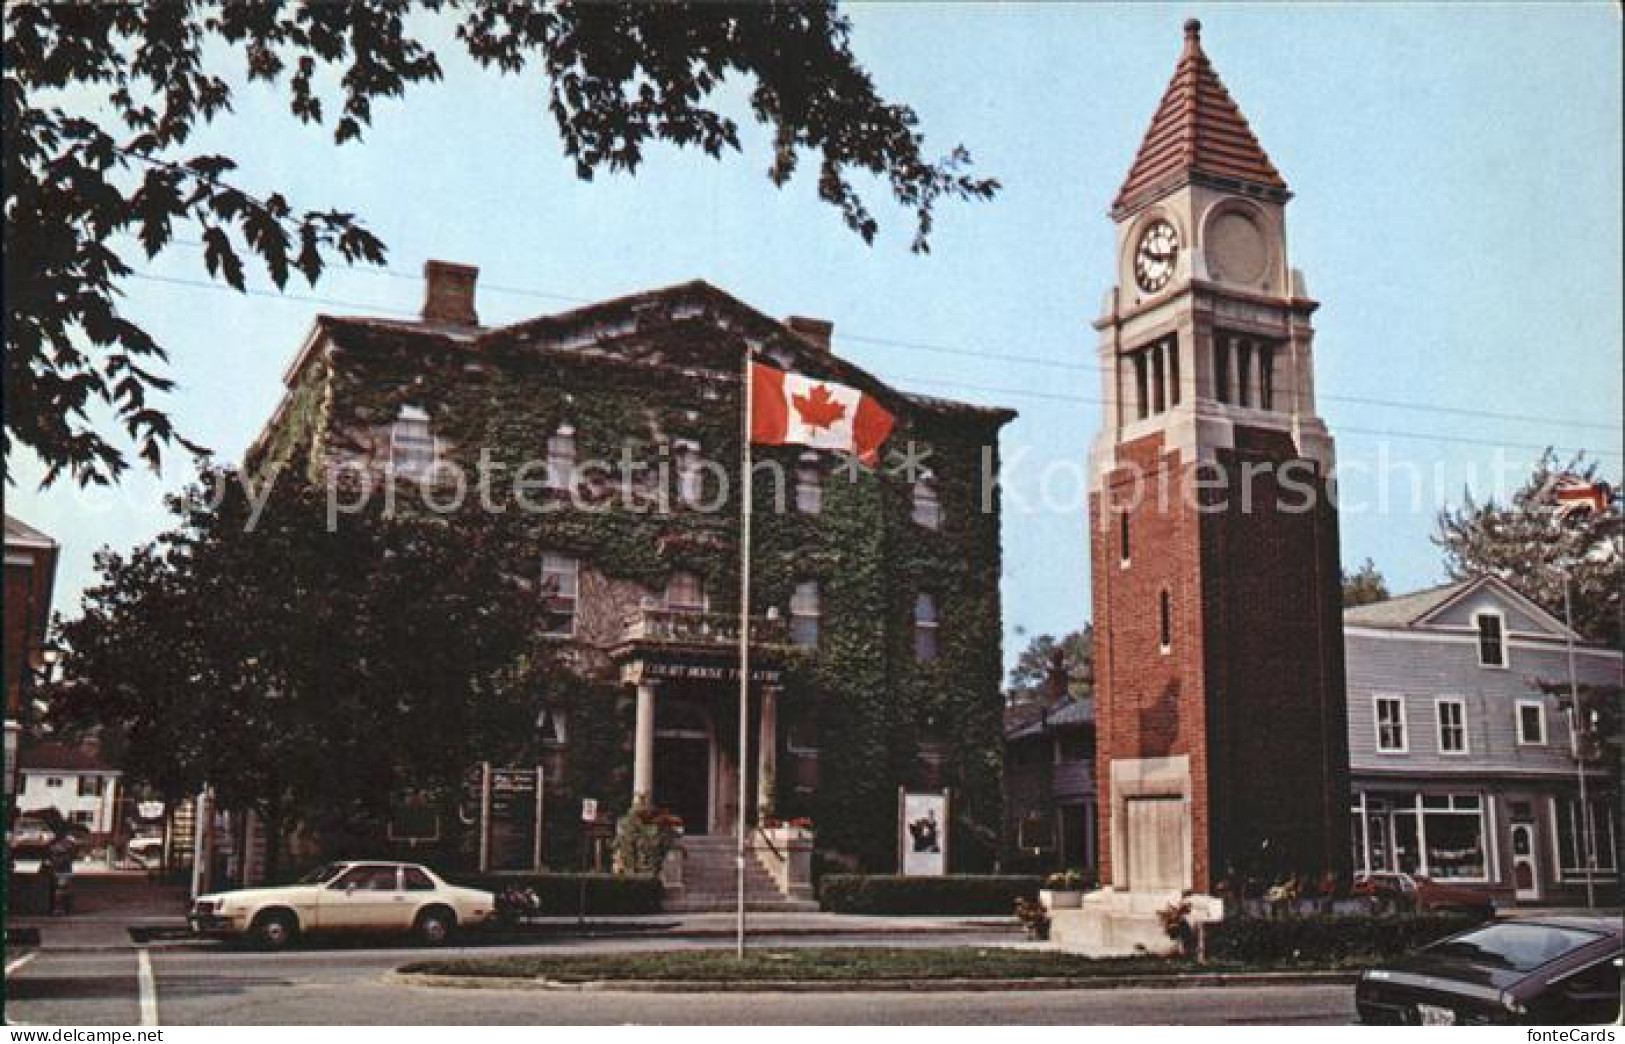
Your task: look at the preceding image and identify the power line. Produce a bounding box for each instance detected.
[118,265,1622,461]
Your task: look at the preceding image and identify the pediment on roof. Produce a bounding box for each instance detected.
[1414,574,1577,639]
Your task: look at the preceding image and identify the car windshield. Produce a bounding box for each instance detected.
[298,863,348,885]
[1429,923,1603,972]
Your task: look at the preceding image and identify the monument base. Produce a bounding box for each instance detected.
[1047,887,1224,957]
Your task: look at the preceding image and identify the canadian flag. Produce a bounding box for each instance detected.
[750,362,895,466]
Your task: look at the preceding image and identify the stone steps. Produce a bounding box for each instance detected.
[668,835,816,913]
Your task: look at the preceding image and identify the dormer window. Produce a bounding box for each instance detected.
[546,424,576,492]
[388,405,438,478]
[912,470,942,529]
[1475,611,1507,668]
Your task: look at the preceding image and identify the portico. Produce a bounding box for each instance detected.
[615,605,788,837]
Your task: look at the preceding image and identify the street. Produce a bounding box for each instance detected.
[3,934,1356,1025]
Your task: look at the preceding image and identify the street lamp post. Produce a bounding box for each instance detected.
[1558,573,1597,909]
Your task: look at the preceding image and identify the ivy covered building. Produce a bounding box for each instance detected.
[246,262,1014,879]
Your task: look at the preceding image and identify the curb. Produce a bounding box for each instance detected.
[386,969,1362,993]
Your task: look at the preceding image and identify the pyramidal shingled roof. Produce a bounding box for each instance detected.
[1112,20,1289,218]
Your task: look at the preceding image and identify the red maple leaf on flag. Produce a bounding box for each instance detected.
[792,384,847,430]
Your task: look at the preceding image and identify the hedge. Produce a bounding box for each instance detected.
[451,872,662,916]
[818,874,1040,915]
[1205,913,1479,965]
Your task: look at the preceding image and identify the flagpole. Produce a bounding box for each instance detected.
[737,346,754,958]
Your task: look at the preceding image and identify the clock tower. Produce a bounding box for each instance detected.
[1089,20,1350,896]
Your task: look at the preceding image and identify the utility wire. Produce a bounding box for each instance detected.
[120,265,1623,461]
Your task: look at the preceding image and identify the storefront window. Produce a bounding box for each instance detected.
[1424,805,1487,879]
[1355,792,1489,880]
[1556,796,1619,878]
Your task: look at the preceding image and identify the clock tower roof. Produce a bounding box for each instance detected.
[1112,20,1289,219]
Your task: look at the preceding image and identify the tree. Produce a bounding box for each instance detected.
[1341,558,1390,607]
[47,466,550,875]
[1434,452,1623,647]
[1007,627,1094,704]
[4,2,997,487]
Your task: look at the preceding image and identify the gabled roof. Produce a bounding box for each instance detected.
[1344,573,1578,640]
[4,514,57,550]
[1006,697,1095,740]
[18,741,117,773]
[1112,19,1289,218]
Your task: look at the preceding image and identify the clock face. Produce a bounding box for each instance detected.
[1134,219,1180,293]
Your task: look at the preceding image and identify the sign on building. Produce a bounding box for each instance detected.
[471,763,545,873]
[899,788,951,876]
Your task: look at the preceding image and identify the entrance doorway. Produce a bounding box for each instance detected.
[1510,822,1541,902]
[654,702,713,835]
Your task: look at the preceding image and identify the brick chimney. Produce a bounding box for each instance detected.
[421,260,480,326]
[785,316,833,351]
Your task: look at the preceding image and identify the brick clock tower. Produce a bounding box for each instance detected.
[1089,21,1350,897]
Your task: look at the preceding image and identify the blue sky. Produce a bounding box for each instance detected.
[10,3,1622,673]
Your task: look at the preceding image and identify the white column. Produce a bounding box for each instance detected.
[757,686,779,818]
[633,681,657,806]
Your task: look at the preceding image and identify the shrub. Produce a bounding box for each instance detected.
[450,872,662,916]
[1206,912,1478,965]
[818,874,1040,915]
[1042,869,1088,891]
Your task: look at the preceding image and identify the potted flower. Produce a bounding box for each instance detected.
[1039,869,1087,909]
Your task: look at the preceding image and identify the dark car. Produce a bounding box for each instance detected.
[1357,916,1622,1025]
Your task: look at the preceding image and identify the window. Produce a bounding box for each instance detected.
[1213,337,1231,403]
[536,708,568,745]
[674,440,703,506]
[1517,700,1546,745]
[1422,795,1488,879]
[1475,611,1507,667]
[1374,696,1407,753]
[1118,510,1131,566]
[1236,339,1253,408]
[44,776,63,789]
[913,593,939,662]
[912,471,942,529]
[790,581,821,648]
[388,405,438,478]
[331,865,399,891]
[540,553,579,637]
[546,424,576,491]
[1214,333,1280,410]
[1132,351,1150,420]
[795,454,823,515]
[1436,699,1468,754]
[1158,589,1172,651]
[1553,795,1619,879]
[664,571,706,612]
[402,867,436,892]
[1258,344,1276,410]
[1125,336,1178,420]
[78,776,106,797]
[71,810,95,826]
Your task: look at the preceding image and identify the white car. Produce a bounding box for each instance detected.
[189,861,495,949]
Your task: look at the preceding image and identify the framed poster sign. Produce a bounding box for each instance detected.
[899,788,950,876]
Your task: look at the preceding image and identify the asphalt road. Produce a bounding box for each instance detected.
[4,935,1356,1026]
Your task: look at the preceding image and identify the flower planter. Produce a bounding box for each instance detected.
[1040,888,1084,910]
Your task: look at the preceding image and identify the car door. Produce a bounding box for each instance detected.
[318,864,406,931]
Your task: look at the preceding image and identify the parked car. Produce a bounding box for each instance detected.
[1357,916,1623,1025]
[188,861,496,950]
[1351,871,1496,918]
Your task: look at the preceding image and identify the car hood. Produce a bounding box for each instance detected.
[1368,950,1525,993]
[198,885,318,905]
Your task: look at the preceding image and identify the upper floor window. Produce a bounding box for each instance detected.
[45,776,63,789]
[674,440,703,506]
[540,553,579,637]
[1126,335,1179,421]
[536,707,568,746]
[914,593,940,663]
[1436,698,1468,754]
[1375,695,1407,753]
[1158,589,1172,652]
[546,424,576,492]
[795,453,823,515]
[1516,700,1546,745]
[1475,612,1506,668]
[912,470,942,529]
[78,775,106,797]
[388,405,438,478]
[1118,510,1131,566]
[664,571,707,612]
[790,581,821,648]
[1214,333,1278,410]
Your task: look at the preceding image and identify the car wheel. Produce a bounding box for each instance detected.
[415,907,455,946]
[252,910,297,951]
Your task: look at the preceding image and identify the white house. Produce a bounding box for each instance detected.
[16,740,122,841]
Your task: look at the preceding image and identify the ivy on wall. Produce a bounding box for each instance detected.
[252,309,1011,872]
